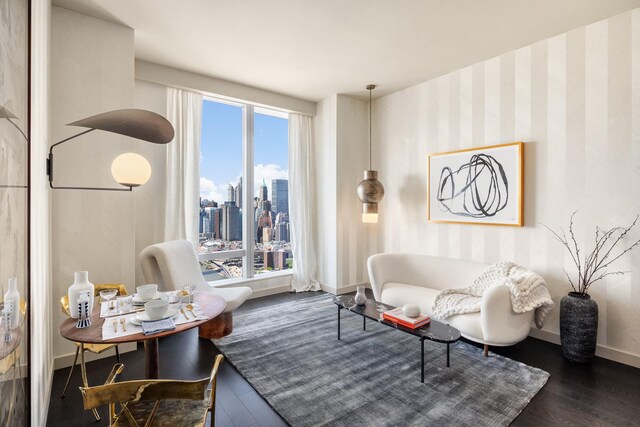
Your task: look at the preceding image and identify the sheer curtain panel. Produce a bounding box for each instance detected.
[165,88,202,248]
[288,114,320,292]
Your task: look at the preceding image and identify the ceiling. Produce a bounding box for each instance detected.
[52,0,640,101]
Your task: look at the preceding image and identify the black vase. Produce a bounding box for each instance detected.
[560,292,598,363]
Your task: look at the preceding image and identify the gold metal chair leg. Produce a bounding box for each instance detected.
[61,347,80,397]
[80,344,101,421]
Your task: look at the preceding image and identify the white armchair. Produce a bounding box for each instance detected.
[139,240,252,338]
[367,253,534,355]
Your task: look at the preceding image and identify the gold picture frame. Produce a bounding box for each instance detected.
[427,142,524,227]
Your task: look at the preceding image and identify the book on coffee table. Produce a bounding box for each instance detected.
[382,308,430,329]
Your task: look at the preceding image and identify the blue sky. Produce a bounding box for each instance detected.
[200,99,288,203]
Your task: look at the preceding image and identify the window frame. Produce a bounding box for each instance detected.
[199,95,291,283]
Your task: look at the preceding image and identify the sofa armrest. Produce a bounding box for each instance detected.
[480,285,533,345]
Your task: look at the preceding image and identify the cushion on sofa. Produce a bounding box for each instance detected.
[446,312,484,342]
[380,283,440,315]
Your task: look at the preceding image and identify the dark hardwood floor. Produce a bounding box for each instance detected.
[47,291,640,426]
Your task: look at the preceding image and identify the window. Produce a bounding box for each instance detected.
[199,99,291,281]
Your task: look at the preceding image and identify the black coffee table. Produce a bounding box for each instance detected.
[333,292,461,383]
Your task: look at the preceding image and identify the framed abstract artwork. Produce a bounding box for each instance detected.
[428,142,524,226]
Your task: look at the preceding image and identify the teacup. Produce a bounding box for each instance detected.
[137,284,158,301]
[144,299,169,320]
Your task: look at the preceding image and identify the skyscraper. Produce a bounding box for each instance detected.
[222,201,242,241]
[234,177,242,209]
[275,222,289,242]
[227,184,235,203]
[260,179,268,203]
[212,208,222,239]
[271,179,288,215]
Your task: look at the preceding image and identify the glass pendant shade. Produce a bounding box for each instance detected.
[358,84,384,223]
[357,170,385,223]
[111,152,152,187]
[362,213,378,223]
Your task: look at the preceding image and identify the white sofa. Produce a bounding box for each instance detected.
[367,253,534,354]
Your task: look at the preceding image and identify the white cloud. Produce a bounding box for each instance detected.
[254,163,288,197]
[200,165,287,204]
[199,177,225,203]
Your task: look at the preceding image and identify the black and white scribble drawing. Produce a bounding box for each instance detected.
[428,143,523,226]
[437,153,508,218]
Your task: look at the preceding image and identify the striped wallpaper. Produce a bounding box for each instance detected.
[372,8,640,361]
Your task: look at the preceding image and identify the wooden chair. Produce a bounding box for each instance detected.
[60,284,128,421]
[81,355,224,427]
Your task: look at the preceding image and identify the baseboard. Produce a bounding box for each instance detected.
[249,283,292,299]
[320,282,370,295]
[528,328,640,368]
[53,342,137,370]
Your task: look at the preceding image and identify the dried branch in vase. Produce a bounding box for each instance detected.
[543,212,640,295]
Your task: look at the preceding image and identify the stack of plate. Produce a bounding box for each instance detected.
[130,306,180,326]
[132,291,163,307]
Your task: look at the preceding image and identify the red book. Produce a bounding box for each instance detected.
[383,308,431,329]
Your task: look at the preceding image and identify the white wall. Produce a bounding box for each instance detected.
[314,96,338,288]
[314,95,375,292]
[136,60,316,116]
[50,7,138,361]
[336,95,377,287]
[30,0,52,424]
[134,80,168,285]
[372,9,640,365]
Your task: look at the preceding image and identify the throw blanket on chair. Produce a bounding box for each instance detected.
[431,262,554,328]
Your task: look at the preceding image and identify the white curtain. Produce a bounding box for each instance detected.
[288,114,320,292]
[164,88,202,248]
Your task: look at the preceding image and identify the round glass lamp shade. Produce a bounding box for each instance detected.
[356,170,384,223]
[111,153,152,187]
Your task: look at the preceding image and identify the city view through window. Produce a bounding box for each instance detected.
[199,99,291,281]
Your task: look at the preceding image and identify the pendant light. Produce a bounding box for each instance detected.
[356,84,385,223]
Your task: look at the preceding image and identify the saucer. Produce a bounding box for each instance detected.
[130,306,179,325]
[132,292,163,304]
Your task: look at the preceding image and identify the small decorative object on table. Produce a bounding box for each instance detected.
[76,291,92,328]
[2,307,12,342]
[68,271,95,319]
[180,284,196,303]
[545,212,639,363]
[4,277,20,329]
[402,304,421,318]
[354,286,367,306]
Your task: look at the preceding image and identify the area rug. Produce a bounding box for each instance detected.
[213,294,549,426]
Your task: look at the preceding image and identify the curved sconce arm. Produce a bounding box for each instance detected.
[47,129,131,191]
[46,109,174,192]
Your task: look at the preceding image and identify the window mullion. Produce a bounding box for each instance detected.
[242,105,255,278]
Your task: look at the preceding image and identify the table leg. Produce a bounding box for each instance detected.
[421,338,425,383]
[363,316,366,331]
[144,338,160,379]
[337,306,341,340]
[446,343,450,368]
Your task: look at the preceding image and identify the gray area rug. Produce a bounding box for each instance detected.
[214,294,549,426]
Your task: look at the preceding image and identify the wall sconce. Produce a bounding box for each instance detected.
[0,105,28,189]
[356,85,385,223]
[47,109,174,191]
